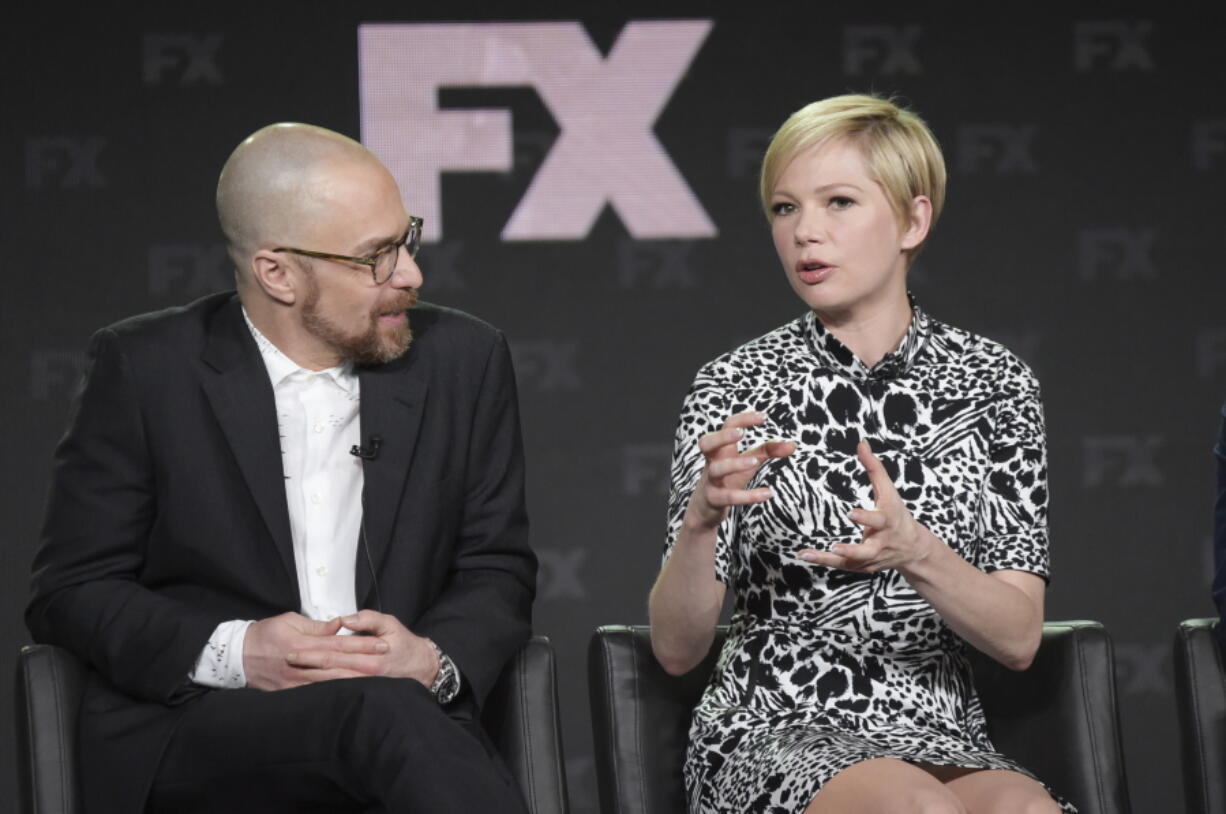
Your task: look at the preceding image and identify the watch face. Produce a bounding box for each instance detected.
[436,657,460,701]
[430,652,459,701]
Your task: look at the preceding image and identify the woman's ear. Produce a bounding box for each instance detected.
[900,195,932,251]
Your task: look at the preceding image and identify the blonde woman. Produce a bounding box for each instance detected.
[649,95,1069,813]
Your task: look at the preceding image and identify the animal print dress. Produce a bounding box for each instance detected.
[663,305,1073,813]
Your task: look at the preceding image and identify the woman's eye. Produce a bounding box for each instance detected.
[770,202,796,216]
[829,196,855,210]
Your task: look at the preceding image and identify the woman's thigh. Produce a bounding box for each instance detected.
[804,758,968,814]
[943,769,1061,814]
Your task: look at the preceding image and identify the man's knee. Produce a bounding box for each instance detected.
[324,676,517,807]
[332,676,438,738]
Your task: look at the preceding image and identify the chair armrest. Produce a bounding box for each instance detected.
[968,620,1131,814]
[16,644,87,814]
[588,624,726,814]
[1175,618,1226,814]
[482,636,570,814]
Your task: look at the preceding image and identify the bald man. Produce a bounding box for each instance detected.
[27,124,536,813]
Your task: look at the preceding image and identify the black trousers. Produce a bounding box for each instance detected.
[146,677,528,813]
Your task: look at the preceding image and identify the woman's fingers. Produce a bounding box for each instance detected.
[692,412,795,525]
[797,548,844,567]
[849,507,887,531]
[798,540,883,572]
[697,425,745,458]
[698,412,770,458]
[746,439,796,461]
[708,485,774,507]
[722,410,767,429]
[857,440,900,506]
[706,455,763,480]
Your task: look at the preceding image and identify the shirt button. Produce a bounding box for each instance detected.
[310,493,322,505]
[314,423,324,433]
[316,565,328,577]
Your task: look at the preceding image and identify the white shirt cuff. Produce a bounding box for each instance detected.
[190,619,253,689]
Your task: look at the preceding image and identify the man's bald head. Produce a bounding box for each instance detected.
[216,123,384,281]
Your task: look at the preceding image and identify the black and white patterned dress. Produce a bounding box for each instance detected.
[664,304,1073,813]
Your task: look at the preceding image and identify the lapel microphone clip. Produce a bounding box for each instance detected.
[350,435,382,461]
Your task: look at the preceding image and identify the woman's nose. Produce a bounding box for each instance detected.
[794,210,825,245]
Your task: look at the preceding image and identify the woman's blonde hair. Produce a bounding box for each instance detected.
[760,94,947,262]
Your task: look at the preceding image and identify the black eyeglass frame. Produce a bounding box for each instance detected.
[272,216,423,284]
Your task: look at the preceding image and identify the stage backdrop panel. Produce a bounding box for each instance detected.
[3,4,1223,812]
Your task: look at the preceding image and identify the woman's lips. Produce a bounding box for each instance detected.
[796,261,833,285]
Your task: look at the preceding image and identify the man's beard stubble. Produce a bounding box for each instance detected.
[300,274,419,366]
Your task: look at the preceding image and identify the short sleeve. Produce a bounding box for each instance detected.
[975,366,1050,580]
[663,367,737,583]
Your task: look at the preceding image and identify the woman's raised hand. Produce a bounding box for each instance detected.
[799,440,932,572]
[685,411,796,531]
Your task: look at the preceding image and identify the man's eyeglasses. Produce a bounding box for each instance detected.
[272,216,423,285]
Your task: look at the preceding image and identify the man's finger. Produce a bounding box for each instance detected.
[286,649,383,673]
[300,634,389,654]
[283,667,369,688]
[294,615,344,636]
[339,610,390,634]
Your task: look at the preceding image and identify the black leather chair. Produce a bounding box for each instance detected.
[590,622,1131,814]
[17,637,569,814]
[1174,617,1225,814]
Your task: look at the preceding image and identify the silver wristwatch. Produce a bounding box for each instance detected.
[427,640,460,704]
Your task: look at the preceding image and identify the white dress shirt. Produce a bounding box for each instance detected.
[191,312,363,688]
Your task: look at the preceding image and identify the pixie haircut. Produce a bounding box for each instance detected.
[760,94,947,262]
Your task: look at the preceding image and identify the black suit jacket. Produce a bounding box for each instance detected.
[26,291,536,814]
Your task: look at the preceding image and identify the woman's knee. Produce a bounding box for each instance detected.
[948,771,1061,814]
[989,791,1061,814]
[808,761,969,814]
[809,787,966,814]
[902,788,969,814]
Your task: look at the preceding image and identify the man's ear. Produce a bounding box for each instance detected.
[899,195,932,251]
[250,250,299,305]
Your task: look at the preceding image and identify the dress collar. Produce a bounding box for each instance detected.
[802,299,931,381]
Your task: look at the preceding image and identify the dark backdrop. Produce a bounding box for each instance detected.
[4,4,1224,813]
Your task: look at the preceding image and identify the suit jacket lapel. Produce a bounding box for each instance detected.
[199,298,298,593]
[356,358,428,607]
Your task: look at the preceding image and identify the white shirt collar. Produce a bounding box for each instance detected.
[241,307,357,394]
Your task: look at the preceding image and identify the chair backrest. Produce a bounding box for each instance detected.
[589,622,1131,814]
[1174,617,1226,814]
[17,637,569,814]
